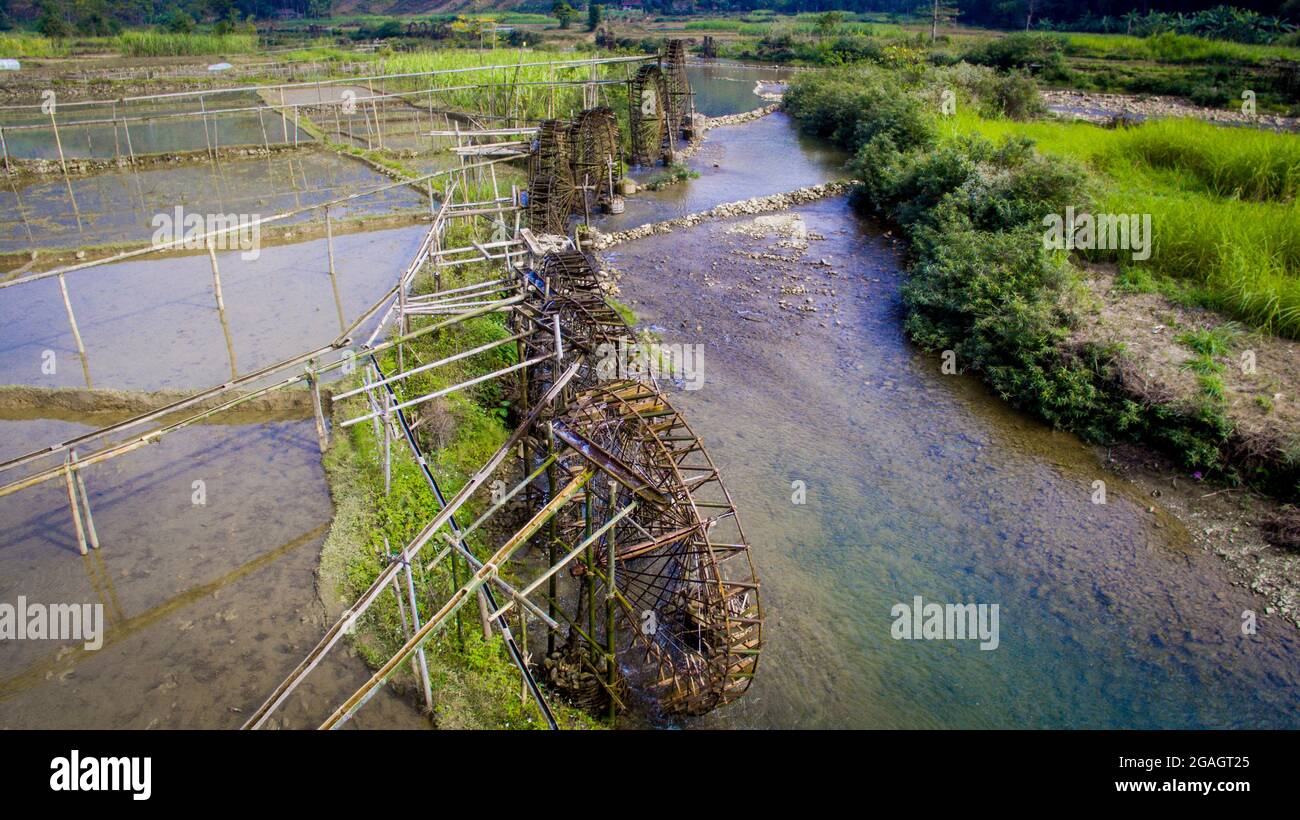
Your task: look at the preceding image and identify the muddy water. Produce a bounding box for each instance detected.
[0,150,424,254]
[0,224,428,391]
[0,92,309,160]
[606,126,1300,727]
[0,415,421,729]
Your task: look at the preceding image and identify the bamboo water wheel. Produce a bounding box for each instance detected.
[570,107,622,214]
[628,64,671,167]
[526,119,575,234]
[663,40,692,139]
[519,249,762,717]
[553,381,762,716]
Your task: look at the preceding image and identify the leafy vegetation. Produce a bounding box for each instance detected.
[785,62,1300,488]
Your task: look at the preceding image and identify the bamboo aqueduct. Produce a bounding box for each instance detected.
[0,42,763,727]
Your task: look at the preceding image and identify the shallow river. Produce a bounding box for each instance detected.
[599,64,1300,729]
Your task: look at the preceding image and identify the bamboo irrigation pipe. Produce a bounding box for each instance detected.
[0,54,655,113]
[320,467,595,729]
[242,359,583,729]
[364,353,556,726]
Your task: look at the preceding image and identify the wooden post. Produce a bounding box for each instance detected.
[49,106,69,179]
[403,557,435,715]
[606,480,618,724]
[57,274,91,389]
[279,87,289,143]
[121,118,135,165]
[325,207,346,333]
[309,367,329,453]
[70,449,99,550]
[63,460,88,556]
[0,126,10,176]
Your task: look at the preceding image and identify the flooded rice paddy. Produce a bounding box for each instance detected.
[0,91,312,160]
[0,415,419,729]
[0,224,429,391]
[1,150,425,254]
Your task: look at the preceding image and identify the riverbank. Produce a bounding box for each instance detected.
[780,63,1300,633]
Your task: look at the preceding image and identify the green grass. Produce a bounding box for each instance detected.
[323,237,605,729]
[1062,31,1300,65]
[114,31,259,57]
[947,111,1300,337]
[378,48,627,122]
[0,34,68,58]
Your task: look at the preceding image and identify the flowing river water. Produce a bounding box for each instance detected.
[596,63,1300,729]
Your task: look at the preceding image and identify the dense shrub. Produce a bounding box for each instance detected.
[784,67,937,152]
[963,33,1067,74]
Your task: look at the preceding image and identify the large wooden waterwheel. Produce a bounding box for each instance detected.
[570,107,622,214]
[629,64,671,166]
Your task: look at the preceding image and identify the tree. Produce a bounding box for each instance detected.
[35,0,72,37]
[587,3,603,32]
[553,1,576,30]
[814,10,842,38]
[925,0,959,40]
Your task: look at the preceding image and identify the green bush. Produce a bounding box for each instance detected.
[963,32,1067,73]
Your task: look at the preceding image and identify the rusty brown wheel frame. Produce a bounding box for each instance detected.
[517,248,761,716]
[629,64,671,167]
[570,107,622,214]
[517,250,627,411]
[663,40,692,138]
[554,380,762,716]
[526,119,575,234]
[526,174,573,235]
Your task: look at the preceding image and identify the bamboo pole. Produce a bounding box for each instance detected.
[320,467,594,729]
[244,362,583,729]
[70,450,99,550]
[121,117,135,165]
[403,554,435,714]
[325,207,346,333]
[199,95,213,158]
[546,427,558,657]
[606,480,619,724]
[57,274,91,389]
[63,461,88,556]
[206,239,237,380]
[49,106,69,178]
[0,126,10,175]
[309,367,329,453]
[278,88,288,143]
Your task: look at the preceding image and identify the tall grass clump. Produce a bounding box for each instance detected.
[380,48,623,122]
[115,31,258,57]
[0,34,67,58]
[1104,119,1300,202]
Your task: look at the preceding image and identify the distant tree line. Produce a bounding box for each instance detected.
[0,0,329,34]
[2,0,1297,38]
